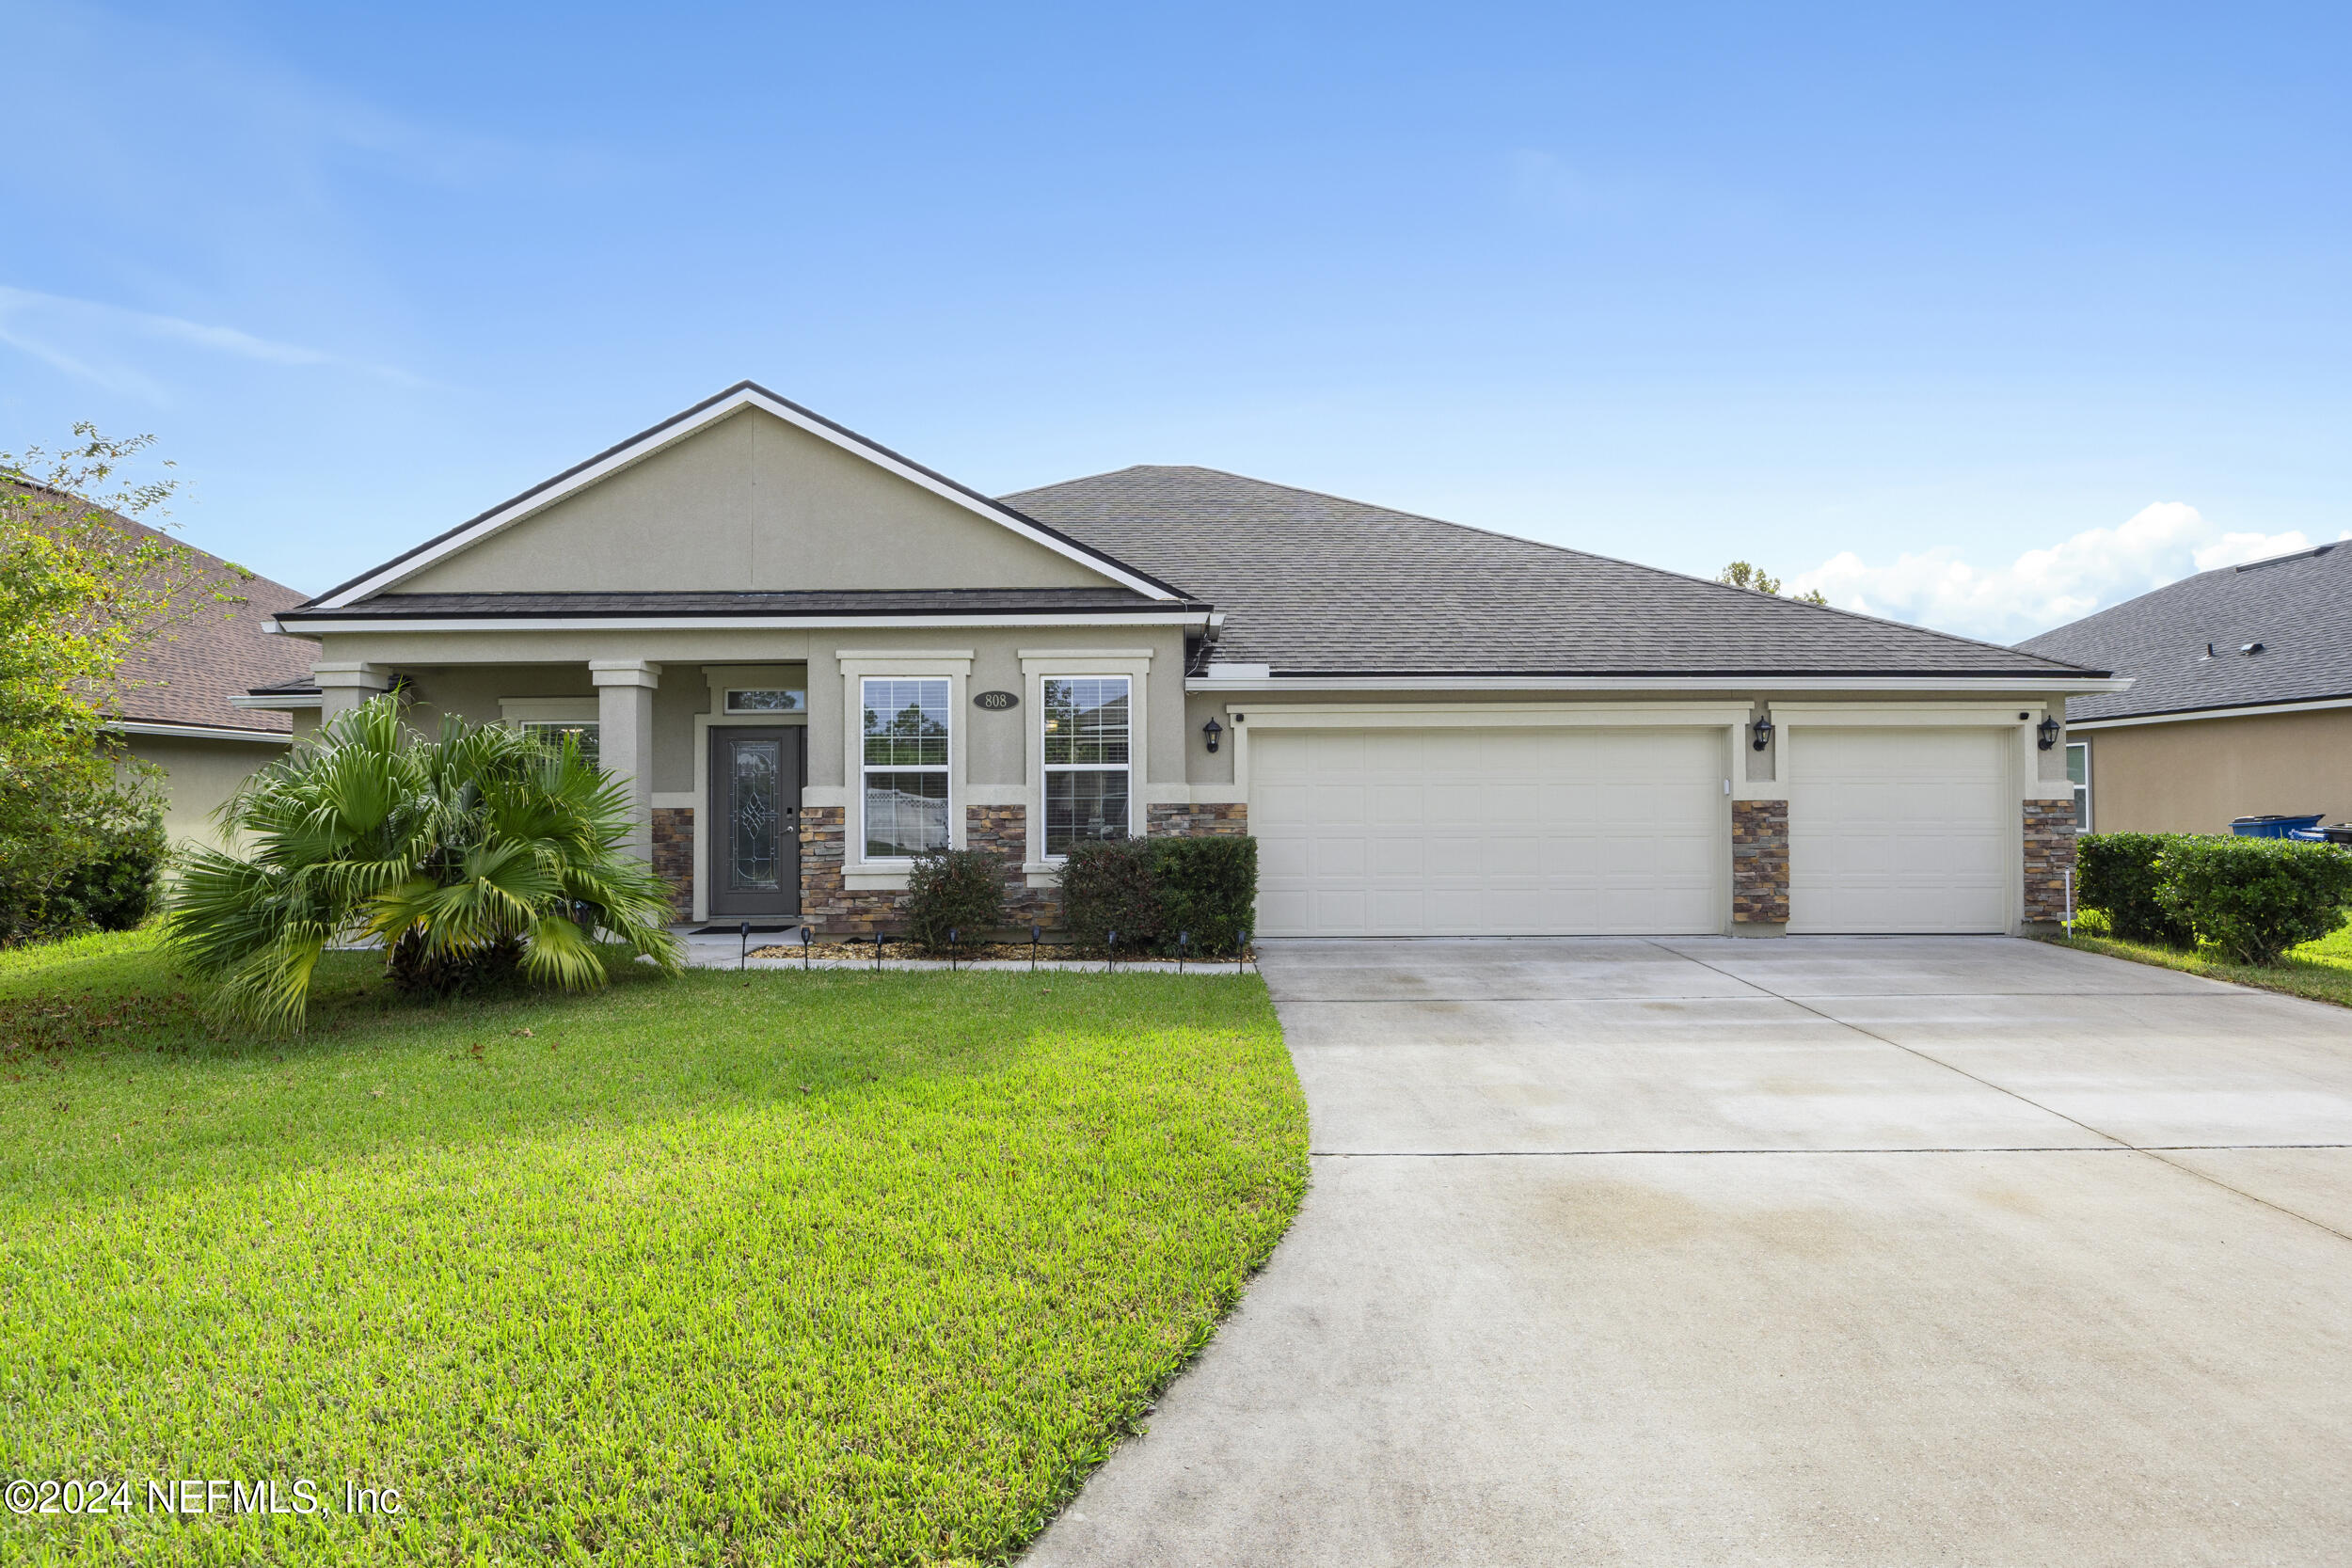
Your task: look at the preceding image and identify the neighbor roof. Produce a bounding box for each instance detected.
[2017,543,2352,723]
[107,517,314,735]
[1006,466,2102,679]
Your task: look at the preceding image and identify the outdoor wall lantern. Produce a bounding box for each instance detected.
[1201,716,1225,753]
[1750,715,1774,752]
[2037,714,2061,751]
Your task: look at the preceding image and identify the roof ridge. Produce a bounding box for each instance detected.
[1009,465,2089,673]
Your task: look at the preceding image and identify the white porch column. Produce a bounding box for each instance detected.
[312,661,390,719]
[590,660,662,862]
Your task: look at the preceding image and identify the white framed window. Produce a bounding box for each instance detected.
[2067,740,2091,832]
[518,721,600,764]
[724,688,804,715]
[861,677,951,860]
[1042,675,1131,856]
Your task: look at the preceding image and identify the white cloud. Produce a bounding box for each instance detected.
[1788,504,2341,642]
[0,285,423,401]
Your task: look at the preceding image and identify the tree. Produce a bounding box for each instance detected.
[0,427,221,935]
[169,698,685,1032]
[1717,561,1829,606]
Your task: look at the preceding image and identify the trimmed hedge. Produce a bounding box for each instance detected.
[2153,836,2352,965]
[900,847,1008,954]
[1058,835,1258,957]
[2076,832,2195,947]
[1155,834,1259,957]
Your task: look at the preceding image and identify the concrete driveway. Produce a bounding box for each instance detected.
[1025,937,2352,1567]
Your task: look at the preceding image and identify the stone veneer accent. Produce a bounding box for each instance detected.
[796,805,898,935]
[2022,798,2078,925]
[966,803,1059,927]
[1731,799,1790,925]
[1146,801,1249,837]
[651,806,693,922]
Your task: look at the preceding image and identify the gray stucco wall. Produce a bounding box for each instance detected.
[398,408,1120,595]
[123,733,291,854]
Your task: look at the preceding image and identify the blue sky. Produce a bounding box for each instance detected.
[4,1,2344,639]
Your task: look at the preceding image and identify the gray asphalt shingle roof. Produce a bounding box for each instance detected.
[1003,466,2099,679]
[2016,543,2352,722]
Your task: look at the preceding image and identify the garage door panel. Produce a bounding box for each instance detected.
[1253,724,1724,937]
[1788,727,2010,934]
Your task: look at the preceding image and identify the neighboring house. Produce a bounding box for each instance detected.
[107,522,316,850]
[242,382,2117,937]
[2018,542,2352,834]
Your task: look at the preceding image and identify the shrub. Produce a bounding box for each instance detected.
[0,781,167,945]
[2153,836,2352,965]
[1057,834,1260,957]
[1058,839,1166,956]
[52,807,167,932]
[2077,832,2195,947]
[1155,834,1258,957]
[168,697,682,1032]
[901,847,1008,953]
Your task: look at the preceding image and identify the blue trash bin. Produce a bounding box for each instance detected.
[2232,814,2326,838]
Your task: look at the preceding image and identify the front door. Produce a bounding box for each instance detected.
[708,726,803,918]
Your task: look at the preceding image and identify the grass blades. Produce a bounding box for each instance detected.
[0,929,1307,1565]
[2057,907,2352,1008]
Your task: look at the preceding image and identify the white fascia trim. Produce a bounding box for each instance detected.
[1187,673,2134,694]
[2069,695,2352,730]
[110,721,294,745]
[229,693,322,710]
[316,388,1179,607]
[282,611,1207,635]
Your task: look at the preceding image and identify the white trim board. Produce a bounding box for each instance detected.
[2068,695,2352,730]
[229,692,322,710]
[314,385,1181,608]
[281,611,1209,635]
[110,721,294,745]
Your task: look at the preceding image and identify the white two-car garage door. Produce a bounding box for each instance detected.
[1252,726,1723,936]
[1788,726,2010,934]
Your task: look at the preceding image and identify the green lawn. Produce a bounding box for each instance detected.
[0,930,1306,1565]
[2057,908,2352,1007]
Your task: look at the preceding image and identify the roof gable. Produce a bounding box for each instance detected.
[1007,466,2105,681]
[313,384,1178,608]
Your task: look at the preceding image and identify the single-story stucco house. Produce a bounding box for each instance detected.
[242,382,2120,937]
[2017,541,2352,834]
[107,523,314,851]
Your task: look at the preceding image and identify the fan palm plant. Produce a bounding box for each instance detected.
[170,695,683,1031]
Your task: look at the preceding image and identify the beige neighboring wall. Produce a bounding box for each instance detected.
[2080,706,2352,832]
[121,733,288,854]
[397,407,1122,595]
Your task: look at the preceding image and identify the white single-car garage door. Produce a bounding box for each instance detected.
[1788,726,2010,934]
[1252,725,1723,936]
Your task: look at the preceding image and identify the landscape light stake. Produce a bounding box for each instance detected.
[1106,929,1117,974]
[739,919,750,972]
[875,931,884,973]
[2064,869,2074,937]
[1178,930,1189,973]
[948,927,959,974]
[1030,924,1041,973]
[801,925,812,970]
[1239,929,1253,975]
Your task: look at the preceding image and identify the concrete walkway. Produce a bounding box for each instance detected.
[1025,936,2352,1566]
